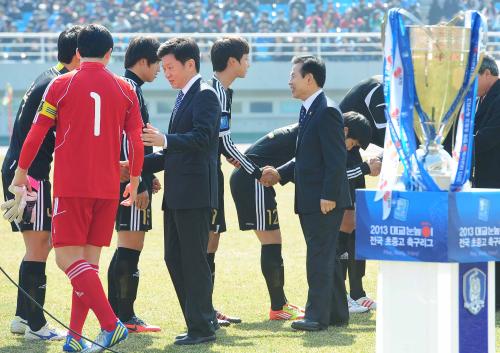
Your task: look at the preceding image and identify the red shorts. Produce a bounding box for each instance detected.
[51,197,118,248]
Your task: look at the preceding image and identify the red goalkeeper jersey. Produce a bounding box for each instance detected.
[22,62,144,199]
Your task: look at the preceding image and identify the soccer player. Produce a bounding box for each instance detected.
[1,26,81,341]
[107,36,162,333]
[338,76,384,312]
[230,112,372,321]
[10,24,144,353]
[208,37,263,325]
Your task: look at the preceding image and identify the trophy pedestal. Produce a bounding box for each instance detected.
[376,261,495,353]
[356,189,500,353]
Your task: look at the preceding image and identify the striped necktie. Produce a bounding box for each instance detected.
[171,90,185,123]
[299,106,307,127]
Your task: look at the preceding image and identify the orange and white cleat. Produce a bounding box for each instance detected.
[269,303,305,320]
[124,316,161,333]
[216,310,241,324]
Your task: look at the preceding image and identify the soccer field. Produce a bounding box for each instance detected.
[0,162,498,353]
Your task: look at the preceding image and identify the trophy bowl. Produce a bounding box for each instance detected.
[408,25,471,189]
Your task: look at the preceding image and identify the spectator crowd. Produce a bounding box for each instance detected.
[1,0,421,34]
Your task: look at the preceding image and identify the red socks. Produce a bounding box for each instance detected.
[66,260,116,334]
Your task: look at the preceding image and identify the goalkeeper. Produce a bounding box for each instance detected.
[0,26,81,341]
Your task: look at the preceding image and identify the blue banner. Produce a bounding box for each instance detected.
[449,191,500,262]
[356,189,500,262]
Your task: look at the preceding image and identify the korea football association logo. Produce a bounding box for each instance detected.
[463,268,486,315]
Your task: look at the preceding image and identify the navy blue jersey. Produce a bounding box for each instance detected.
[121,69,153,192]
[2,63,68,180]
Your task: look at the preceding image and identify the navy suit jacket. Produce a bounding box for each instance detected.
[472,79,500,188]
[143,78,221,209]
[278,92,351,214]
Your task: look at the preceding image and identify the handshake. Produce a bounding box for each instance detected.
[1,184,37,224]
[226,158,280,188]
[259,166,281,187]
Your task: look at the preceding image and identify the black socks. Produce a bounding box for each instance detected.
[108,247,141,322]
[261,244,287,311]
[21,261,47,331]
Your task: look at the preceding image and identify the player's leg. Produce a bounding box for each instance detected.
[19,180,65,340]
[116,230,161,333]
[207,228,220,287]
[339,210,369,313]
[21,231,51,332]
[209,173,240,325]
[348,229,376,310]
[53,197,125,351]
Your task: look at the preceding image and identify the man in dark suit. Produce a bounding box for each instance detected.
[472,54,500,309]
[263,55,351,331]
[140,38,221,344]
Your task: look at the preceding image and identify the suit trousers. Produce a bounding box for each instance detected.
[299,209,349,327]
[163,207,216,337]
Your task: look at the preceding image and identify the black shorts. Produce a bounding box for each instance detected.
[115,182,152,232]
[210,170,226,234]
[347,149,366,210]
[1,171,52,232]
[229,168,280,231]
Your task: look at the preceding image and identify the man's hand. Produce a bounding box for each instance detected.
[141,123,165,147]
[11,168,29,190]
[120,161,130,182]
[368,157,382,177]
[121,176,140,207]
[260,166,280,187]
[320,199,336,214]
[135,190,150,210]
[226,157,241,168]
[152,177,162,194]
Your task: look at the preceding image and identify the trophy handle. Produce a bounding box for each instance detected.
[436,52,484,143]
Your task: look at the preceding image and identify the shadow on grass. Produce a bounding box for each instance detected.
[348,313,376,327]
[0,337,50,353]
[298,326,355,349]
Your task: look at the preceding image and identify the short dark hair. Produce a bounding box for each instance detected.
[343,111,372,149]
[210,37,249,72]
[292,55,326,88]
[124,36,160,69]
[57,25,82,64]
[77,24,114,58]
[157,37,200,72]
[479,54,499,76]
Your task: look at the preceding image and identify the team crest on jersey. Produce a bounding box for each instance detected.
[220,113,230,130]
[463,267,486,315]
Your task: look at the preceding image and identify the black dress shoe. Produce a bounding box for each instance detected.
[291,319,326,331]
[175,333,187,340]
[174,334,216,345]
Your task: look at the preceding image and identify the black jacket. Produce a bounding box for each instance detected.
[2,64,68,180]
[143,78,221,209]
[278,92,351,214]
[473,79,500,188]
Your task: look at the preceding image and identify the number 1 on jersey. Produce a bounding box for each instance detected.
[90,92,101,136]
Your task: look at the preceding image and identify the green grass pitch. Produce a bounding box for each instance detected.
[0,162,498,352]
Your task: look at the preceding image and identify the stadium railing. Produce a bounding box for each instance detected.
[1,32,499,63]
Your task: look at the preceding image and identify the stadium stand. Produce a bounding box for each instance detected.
[0,0,498,63]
